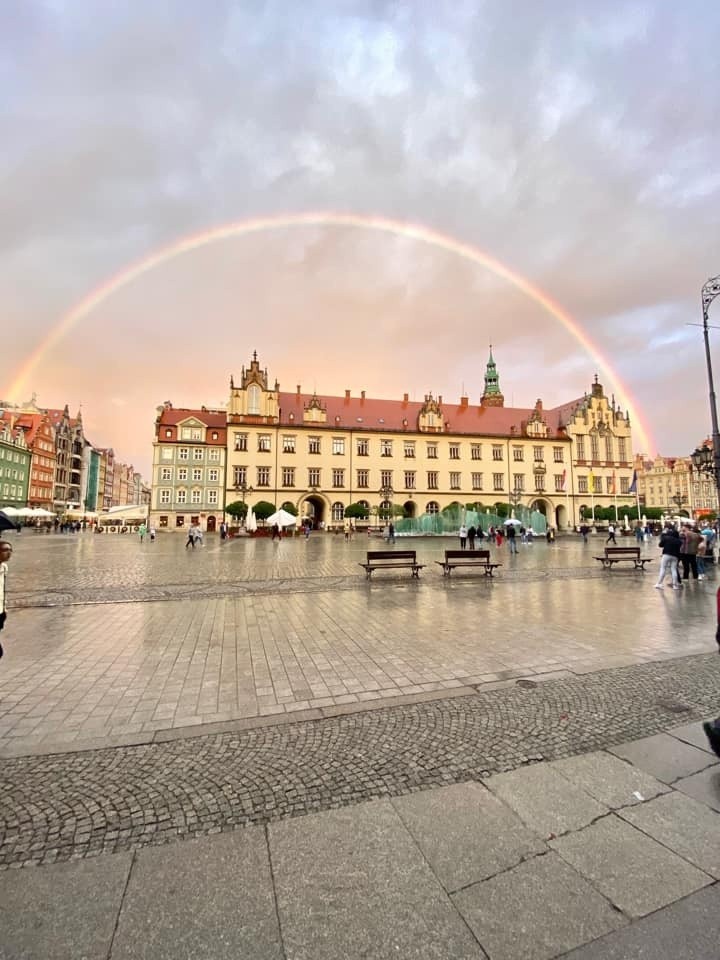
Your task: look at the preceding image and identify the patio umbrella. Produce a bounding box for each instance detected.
[31,508,55,517]
[266,508,297,527]
[0,506,20,516]
[17,508,37,517]
[0,511,19,533]
[503,518,522,525]
[246,507,257,532]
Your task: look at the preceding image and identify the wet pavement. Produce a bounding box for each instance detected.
[0,530,716,755]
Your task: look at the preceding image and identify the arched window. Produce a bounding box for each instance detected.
[357,500,370,516]
[247,385,261,415]
[426,501,439,514]
[331,502,345,522]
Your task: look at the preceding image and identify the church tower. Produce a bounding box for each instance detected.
[481,346,504,407]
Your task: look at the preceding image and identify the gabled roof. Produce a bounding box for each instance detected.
[277,391,583,438]
[156,406,226,429]
[2,410,54,448]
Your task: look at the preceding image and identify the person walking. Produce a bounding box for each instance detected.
[0,539,13,659]
[680,523,701,581]
[606,523,617,545]
[458,524,468,550]
[506,522,518,554]
[579,523,590,544]
[467,525,476,550]
[138,522,147,543]
[655,523,682,589]
[185,525,195,549]
[697,534,707,580]
[388,521,395,544]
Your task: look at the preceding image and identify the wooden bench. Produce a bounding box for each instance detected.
[360,550,424,580]
[435,549,502,577]
[593,546,652,571]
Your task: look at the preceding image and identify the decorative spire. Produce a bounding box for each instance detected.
[481,346,504,407]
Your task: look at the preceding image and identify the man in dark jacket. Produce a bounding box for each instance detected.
[654,524,682,589]
[680,524,701,581]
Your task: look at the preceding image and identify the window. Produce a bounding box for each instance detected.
[449,471,461,490]
[283,435,296,454]
[493,473,504,491]
[309,436,321,455]
[426,501,439,514]
[165,429,172,438]
[357,500,370,516]
[381,439,393,457]
[331,502,344,522]
[208,448,220,462]
[208,469,219,482]
[192,468,202,481]
[182,427,202,440]
[191,488,202,504]
[160,467,172,481]
[282,467,295,487]
[207,489,218,504]
[211,432,218,440]
[427,471,438,490]
[604,436,613,461]
[618,438,627,461]
[178,447,189,460]
[308,468,321,486]
[471,472,483,490]
[620,477,629,494]
[404,471,416,489]
[404,441,415,458]
[193,448,203,461]
[233,466,247,487]
[332,438,345,455]
[534,474,546,492]
[381,470,393,487]
[356,438,369,456]
[606,476,614,494]
[357,469,369,488]
[590,434,599,461]
[159,516,168,527]
[512,447,524,461]
[449,443,460,460]
[593,476,602,494]
[554,474,565,492]
[427,442,438,459]
[553,446,564,463]
[177,467,188,481]
[471,443,482,460]
[533,446,544,462]
[513,474,525,492]
[234,433,248,452]
[176,489,187,504]
[257,467,270,487]
[332,469,345,488]
[160,489,171,504]
[577,476,587,493]
[492,445,503,461]
[247,384,261,414]
[258,434,271,452]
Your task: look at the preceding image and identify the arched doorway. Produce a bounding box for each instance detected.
[303,494,326,529]
[402,499,416,518]
[206,515,216,532]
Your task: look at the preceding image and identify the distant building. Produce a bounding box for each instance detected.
[0,415,31,509]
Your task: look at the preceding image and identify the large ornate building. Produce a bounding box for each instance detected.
[151,351,638,531]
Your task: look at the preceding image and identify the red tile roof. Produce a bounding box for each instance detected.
[156,406,227,429]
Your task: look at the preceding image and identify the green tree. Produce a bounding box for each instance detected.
[254,500,276,523]
[225,500,248,521]
[280,502,298,516]
[345,502,370,519]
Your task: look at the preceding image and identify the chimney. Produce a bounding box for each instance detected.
[345,389,351,401]
[403,392,409,404]
[296,384,301,398]
[361,390,365,402]
[438,395,443,406]
[460,395,468,409]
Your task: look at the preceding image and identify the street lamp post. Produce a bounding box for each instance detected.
[378,484,394,525]
[508,486,522,517]
[233,481,253,526]
[699,274,720,511]
[670,491,688,516]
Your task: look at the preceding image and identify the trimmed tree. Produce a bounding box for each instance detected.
[345,502,370,519]
[226,500,248,521]
[253,501,277,524]
[280,502,298,516]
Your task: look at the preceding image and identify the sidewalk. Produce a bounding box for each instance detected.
[2,720,719,960]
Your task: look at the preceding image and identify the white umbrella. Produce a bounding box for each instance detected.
[18,508,38,517]
[31,508,55,517]
[503,518,522,526]
[1,506,20,516]
[246,507,257,532]
[266,508,297,527]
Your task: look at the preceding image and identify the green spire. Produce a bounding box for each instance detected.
[484,345,500,395]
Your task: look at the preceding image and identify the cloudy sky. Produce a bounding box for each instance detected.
[2,0,719,476]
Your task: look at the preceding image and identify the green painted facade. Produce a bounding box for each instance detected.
[0,429,31,508]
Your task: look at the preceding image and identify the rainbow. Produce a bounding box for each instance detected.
[5,211,654,453]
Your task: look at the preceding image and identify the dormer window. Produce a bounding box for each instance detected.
[248,384,261,415]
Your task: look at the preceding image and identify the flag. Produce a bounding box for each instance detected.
[628,470,638,494]
[611,472,617,495]
[561,469,567,492]
[588,470,595,493]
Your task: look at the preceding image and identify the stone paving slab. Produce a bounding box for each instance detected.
[391,781,547,892]
[608,731,719,783]
[268,799,486,960]
[673,764,720,812]
[550,751,668,807]
[485,763,608,837]
[667,719,717,753]
[561,883,720,959]
[451,851,625,960]
[0,852,132,960]
[549,814,712,917]
[619,790,720,879]
[111,826,282,960]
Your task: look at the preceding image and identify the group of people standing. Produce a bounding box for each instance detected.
[457,523,535,554]
[655,522,713,588]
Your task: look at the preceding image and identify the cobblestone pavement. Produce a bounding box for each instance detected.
[1,652,719,869]
[1,532,717,755]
